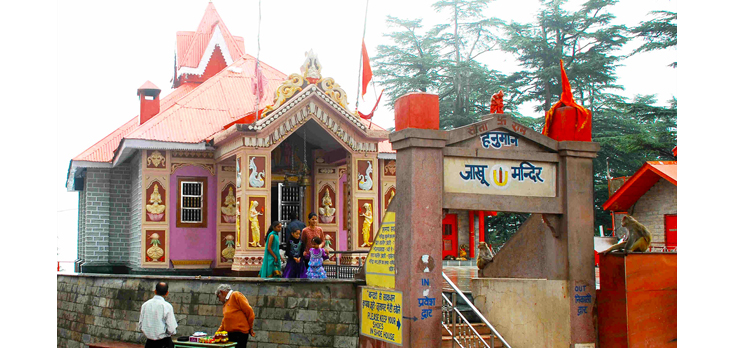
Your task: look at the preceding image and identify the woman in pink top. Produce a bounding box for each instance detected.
[300,213,325,278]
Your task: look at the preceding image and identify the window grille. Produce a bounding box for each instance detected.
[181,181,203,223]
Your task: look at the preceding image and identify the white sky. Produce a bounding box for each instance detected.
[54,0,677,262]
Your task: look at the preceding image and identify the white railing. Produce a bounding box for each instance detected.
[441,272,512,348]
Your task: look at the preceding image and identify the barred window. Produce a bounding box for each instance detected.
[177,177,207,228]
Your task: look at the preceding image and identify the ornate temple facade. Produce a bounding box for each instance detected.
[65,3,398,273]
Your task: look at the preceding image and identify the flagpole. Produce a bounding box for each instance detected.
[253,0,262,123]
[356,0,369,112]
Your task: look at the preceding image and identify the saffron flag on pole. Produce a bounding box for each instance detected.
[361,40,372,98]
[358,89,383,120]
[541,59,592,141]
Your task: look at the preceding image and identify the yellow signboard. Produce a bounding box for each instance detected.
[365,211,396,289]
[443,157,557,197]
[361,287,402,345]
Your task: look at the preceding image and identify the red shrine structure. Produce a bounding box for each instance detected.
[65,2,487,274]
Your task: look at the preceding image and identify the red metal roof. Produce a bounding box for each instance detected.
[176,2,244,71]
[72,83,198,162]
[602,161,677,212]
[137,80,160,91]
[378,140,395,153]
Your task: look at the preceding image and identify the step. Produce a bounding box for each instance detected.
[443,322,491,336]
[441,334,505,348]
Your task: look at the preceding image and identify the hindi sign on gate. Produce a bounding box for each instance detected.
[361,287,403,345]
[444,156,557,197]
[365,211,396,289]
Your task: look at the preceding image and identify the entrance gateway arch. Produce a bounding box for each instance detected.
[359,93,599,347]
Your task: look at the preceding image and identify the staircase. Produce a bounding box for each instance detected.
[441,272,512,348]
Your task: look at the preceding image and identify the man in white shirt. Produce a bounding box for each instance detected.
[138,281,178,348]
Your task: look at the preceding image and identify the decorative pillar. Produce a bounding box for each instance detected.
[231,149,271,272]
[559,141,600,346]
[388,92,446,347]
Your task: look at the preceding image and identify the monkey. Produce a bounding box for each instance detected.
[600,215,652,254]
[477,242,494,269]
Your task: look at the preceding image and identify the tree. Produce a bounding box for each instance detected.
[502,0,628,113]
[591,95,677,234]
[630,11,677,68]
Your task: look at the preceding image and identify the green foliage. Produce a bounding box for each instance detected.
[630,10,677,68]
[485,212,530,249]
[591,95,677,234]
[502,0,628,113]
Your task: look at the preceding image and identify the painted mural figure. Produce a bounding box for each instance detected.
[249,157,265,188]
[235,204,241,248]
[249,201,263,247]
[360,203,373,247]
[146,184,166,220]
[318,189,336,223]
[147,150,166,167]
[323,234,335,254]
[147,233,164,262]
[222,235,236,261]
[358,161,373,190]
[220,188,236,222]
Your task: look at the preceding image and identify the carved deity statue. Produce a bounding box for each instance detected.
[220,188,236,222]
[318,189,336,223]
[300,49,322,81]
[324,234,335,254]
[147,233,164,262]
[248,201,263,247]
[146,184,166,220]
[147,151,165,167]
[360,203,373,247]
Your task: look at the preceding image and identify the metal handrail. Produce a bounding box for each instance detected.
[442,271,512,348]
[442,293,491,347]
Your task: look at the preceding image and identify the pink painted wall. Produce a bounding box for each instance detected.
[170,165,217,266]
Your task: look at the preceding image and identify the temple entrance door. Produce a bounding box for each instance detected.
[275,183,303,229]
[442,214,458,259]
[665,214,677,250]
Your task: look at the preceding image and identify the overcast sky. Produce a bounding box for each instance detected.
[55,0,676,261]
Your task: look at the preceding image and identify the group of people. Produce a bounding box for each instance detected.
[138,282,255,348]
[259,212,329,279]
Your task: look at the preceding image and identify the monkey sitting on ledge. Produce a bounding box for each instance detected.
[477,242,494,269]
[600,215,652,254]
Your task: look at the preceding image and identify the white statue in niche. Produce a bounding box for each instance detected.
[318,189,336,223]
[249,157,265,188]
[236,159,241,188]
[358,161,373,191]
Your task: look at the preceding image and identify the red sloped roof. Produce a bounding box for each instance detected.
[176,2,244,70]
[72,83,198,162]
[602,161,677,211]
[127,55,286,143]
[378,140,395,153]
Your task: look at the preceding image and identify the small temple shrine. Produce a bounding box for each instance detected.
[65,2,408,274]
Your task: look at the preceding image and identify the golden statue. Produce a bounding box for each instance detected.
[318,189,336,223]
[387,189,395,206]
[147,233,164,262]
[235,204,241,247]
[458,245,468,261]
[249,201,263,247]
[220,188,236,221]
[221,235,236,261]
[146,184,166,220]
[360,203,373,247]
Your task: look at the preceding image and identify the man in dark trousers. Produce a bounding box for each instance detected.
[281,211,306,251]
[139,281,177,348]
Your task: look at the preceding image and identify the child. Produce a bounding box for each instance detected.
[305,237,329,279]
[260,221,282,278]
[282,229,305,278]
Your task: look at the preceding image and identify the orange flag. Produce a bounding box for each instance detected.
[542,60,592,141]
[361,40,373,97]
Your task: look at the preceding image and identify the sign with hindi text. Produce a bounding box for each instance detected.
[365,211,396,289]
[361,287,403,345]
[443,157,556,197]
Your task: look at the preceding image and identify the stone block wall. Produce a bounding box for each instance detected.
[57,274,361,348]
[631,179,677,247]
[129,155,143,269]
[84,168,112,263]
[77,189,86,263]
[110,164,133,263]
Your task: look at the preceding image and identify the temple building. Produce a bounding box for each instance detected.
[65,2,493,274]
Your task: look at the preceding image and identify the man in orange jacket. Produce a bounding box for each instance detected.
[215,284,256,348]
